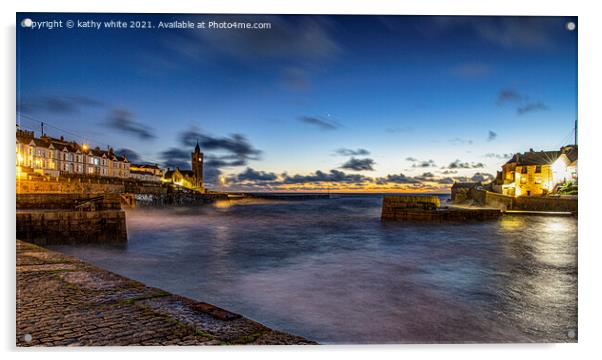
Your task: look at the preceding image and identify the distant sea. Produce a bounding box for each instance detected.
[52,194,578,344]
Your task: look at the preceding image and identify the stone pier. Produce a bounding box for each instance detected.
[16,240,315,346]
[16,193,128,245]
[381,195,501,222]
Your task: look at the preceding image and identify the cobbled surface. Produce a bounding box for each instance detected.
[16,240,316,346]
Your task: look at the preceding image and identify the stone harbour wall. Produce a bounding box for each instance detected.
[16,193,122,210]
[381,195,500,222]
[513,196,577,213]
[16,209,127,246]
[17,178,125,194]
[381,195,441,219]
[464,189,577,213]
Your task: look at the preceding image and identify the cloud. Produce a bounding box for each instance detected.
[283,169,370,184]
[447,159,485,169]
[184,16,341,64]
[375,173,419,184]
[165,126,263,186]
[408,159,436,168]
[470,172,495,182]
[472,17,557,48]
[335,148,370,156]
[299,116,340,130]
[340,158,375,171]
[159,148,191,170]
[487,130,498,141]
[179,127,262,165]
[222,166,496,191]
[436,177,456,185]
[426,17,560,49]
[449,137,474,145]
[517,101,549,114]
[414,172,436,181]
[440,169,458,175]
[18,95,105,114]
[496,89,549,115]
[496,89,523,105]
[115,148,140,163]
[451,62,493,79]
[485,153,513,159]
[230,167,278,182]
[106,109,156,140]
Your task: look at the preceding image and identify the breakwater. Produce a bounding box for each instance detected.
[16,240,314,346]
[465,188,577,213]
[132,191,228,207]
[233,193,332,201]
[381,195,501,221]
[16,193,127,246]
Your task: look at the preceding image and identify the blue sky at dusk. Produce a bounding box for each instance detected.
[16,14,578,192]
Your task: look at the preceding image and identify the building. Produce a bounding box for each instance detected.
[129,163,164,183]
[497,145,577,197]
[162,141,204,192]
[450,182,481,202]
[16,129,130,180]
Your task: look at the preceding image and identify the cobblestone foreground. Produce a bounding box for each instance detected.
[16,240,316,346]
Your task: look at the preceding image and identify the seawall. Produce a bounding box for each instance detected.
[16,240,315,346]
[465,188,577,213]
[16,193,127,245]
[381,195,501,222]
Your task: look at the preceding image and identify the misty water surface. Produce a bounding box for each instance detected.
[52,195,577,343]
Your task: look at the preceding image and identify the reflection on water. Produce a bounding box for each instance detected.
[51,195,577,343]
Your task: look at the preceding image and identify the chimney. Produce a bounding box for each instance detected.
[529,148,534,152]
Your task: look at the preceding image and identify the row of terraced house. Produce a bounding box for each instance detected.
[16,129,163,182]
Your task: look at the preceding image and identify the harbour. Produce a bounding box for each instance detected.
[47,194,578,344]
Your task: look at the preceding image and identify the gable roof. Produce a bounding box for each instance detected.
[505,145,578,167]
[451,182,480,189]
[506,151,561,166]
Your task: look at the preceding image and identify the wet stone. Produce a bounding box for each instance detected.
[15,239,315,346]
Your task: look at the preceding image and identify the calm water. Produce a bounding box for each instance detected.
[51,195,578,344]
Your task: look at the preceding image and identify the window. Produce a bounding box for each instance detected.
[521,167,528,174]
[535,165,542,173]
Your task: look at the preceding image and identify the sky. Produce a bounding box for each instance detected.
[16,14,578,192]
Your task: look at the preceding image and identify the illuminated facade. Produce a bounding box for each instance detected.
[16,129,130,180]
[162,142,204,192]
[499,145,577,197]
[129,164,164,183]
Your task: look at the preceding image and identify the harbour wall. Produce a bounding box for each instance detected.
[466,188,577,213]
[17,177,166,196]
[16,178,125,194]
[16,193,127,246]
[16,209,127,246]
[16,178,227,207]
[381,195,501,222]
